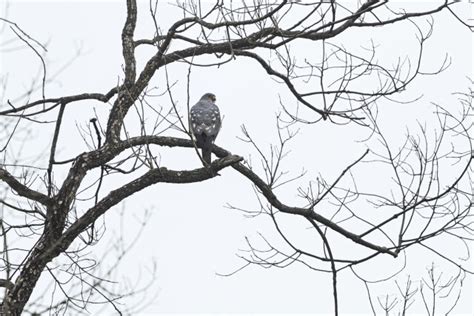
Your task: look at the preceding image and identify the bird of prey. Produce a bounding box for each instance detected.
[190,93,221,164]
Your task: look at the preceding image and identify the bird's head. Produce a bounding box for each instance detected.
[201,93,216,103]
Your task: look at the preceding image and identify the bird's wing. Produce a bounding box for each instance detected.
[210,104,221,136]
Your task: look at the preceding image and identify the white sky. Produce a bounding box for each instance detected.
[0,1,473,315]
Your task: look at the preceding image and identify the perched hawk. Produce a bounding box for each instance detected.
[190,93,221,164]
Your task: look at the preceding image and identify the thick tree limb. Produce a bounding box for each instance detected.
[105,0,137,143]
[87,136,397,256]
[2,154,242,314]
[122,0,137,85]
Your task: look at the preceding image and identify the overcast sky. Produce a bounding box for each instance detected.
[1,1,472,315]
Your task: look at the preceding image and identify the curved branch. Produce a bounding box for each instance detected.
[233,50,328,118]
[86,135,398,256]
[352,1,451,27]
[0,89,117,116]
[225,154,398,257]
[60,154,243,245]
[0,168,51,206]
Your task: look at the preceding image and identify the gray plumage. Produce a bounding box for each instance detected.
[190,93,221,164]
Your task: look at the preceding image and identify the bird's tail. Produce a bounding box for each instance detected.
[202,136,212,165]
